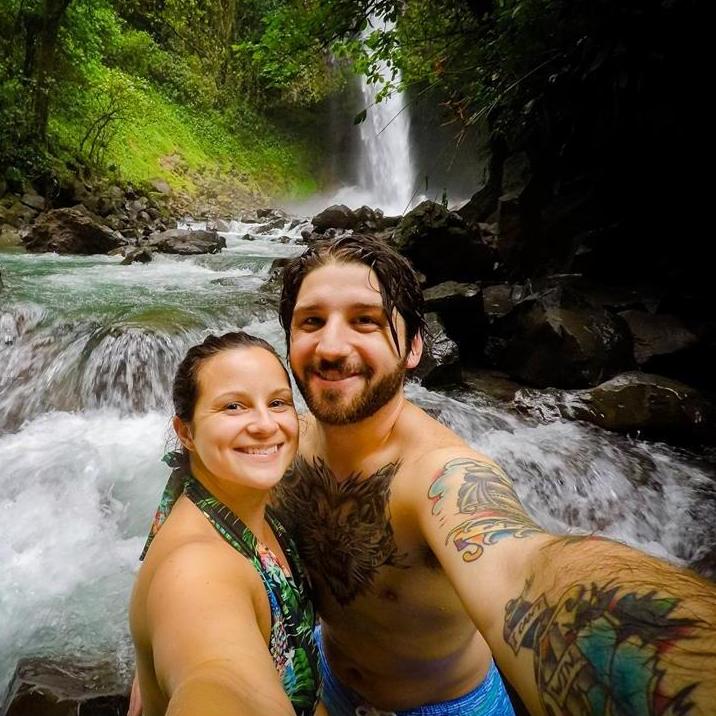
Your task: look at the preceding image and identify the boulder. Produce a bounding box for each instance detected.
[120,247,154,265]
[413,312,462,388]
[0,194,39,227]
[354,205,384,233]
[151,179,172,194]
[20,190,46,212]
[494,286,634,388]
[147,228,225,255]
[257,207,289,221]
[619,310,698,366]
[255,217,287,234]
[423,281,487,360]
[1,658,129,716]
[558,372,716,446]
[0,223,22,248]
[22,206,128,254]
[392,200,496,285]
[311,204,356,232]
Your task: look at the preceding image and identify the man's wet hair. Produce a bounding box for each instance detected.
[279,234,426,354]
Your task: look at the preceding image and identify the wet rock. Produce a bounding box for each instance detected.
[311,204,356,232]
[22,206,128,255]
[0,223,22,248]
[494,286,634,388]
[147,228,225,255]
[423,281,487,360]
[354,205,384,233]
[393,200,496,285]
[207,218,231,232]
[0,194,39,227]
[619,310,698,366]
[482,283,525,322]
[260,257,291,295]
[20,190,46,212]
[120,247,154,265]
[414,312,462,388]
[257,207,288,221]
[1,657,129,716]
[461,368,522,403]
[300,227,346,245]
[556,372,716,446]
[151,179,172,194]
[254,217,287,234]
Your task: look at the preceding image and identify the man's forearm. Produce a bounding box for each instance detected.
[502,536,716,716]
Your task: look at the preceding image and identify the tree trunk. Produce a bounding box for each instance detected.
[28,0,73,143]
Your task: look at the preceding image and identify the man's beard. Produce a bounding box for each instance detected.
[294,357,406,425]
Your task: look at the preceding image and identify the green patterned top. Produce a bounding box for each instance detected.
[141,453,320,715]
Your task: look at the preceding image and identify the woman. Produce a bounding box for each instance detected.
[129,331,324,715]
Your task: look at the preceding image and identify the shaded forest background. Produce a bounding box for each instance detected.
[1,0,709,293]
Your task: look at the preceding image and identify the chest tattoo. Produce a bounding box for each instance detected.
[272,456,406,606]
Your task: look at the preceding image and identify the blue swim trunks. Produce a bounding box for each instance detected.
[316,627,516,716]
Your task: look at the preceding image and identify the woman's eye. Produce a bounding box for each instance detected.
[225,402,244,411]
[302,316,322,327]
[270,399,293,409]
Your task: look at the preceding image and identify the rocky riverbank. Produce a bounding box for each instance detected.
[302,200,716,451]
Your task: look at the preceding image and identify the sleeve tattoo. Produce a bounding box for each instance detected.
[427,457,544,562]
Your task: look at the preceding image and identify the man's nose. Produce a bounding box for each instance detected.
[315,317,351,361]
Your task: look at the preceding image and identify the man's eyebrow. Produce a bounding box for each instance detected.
[293,302,386,313]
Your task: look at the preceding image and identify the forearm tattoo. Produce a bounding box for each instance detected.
[428,457,543,562]
[504,578,703,714]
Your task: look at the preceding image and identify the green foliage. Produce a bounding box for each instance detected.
[0,0,323,196]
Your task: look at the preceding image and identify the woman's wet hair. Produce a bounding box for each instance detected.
[173,331,288,423]
[279,234,426,354]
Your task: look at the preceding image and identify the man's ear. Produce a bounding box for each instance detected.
[406,331,424,370]
[172,415,195,451]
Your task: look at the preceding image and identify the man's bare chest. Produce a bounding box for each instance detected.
[272,454,433,607]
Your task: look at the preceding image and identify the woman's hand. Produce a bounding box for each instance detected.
[127,673,142,716]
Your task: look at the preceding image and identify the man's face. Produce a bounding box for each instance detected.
[288,262,421,425]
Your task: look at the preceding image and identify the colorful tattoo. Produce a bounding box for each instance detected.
[504,579,700,715]
[272,456,406,606]
[428,457,543,562]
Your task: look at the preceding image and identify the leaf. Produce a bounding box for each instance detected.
[353,108,367,124]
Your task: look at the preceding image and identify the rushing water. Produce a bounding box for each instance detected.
[1,217,715,695]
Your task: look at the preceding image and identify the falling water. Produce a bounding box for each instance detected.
[355,17,416,215]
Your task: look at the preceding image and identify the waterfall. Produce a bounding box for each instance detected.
[356,77,415,215]
[355,18,416,216]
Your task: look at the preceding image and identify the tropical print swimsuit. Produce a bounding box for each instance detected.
[141,452,321,716]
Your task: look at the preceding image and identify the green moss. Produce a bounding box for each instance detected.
[48,65,319,200]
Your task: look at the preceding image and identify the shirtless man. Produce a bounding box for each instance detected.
[272,234,716,715]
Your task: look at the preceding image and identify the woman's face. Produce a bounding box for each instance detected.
[178,346,298,492]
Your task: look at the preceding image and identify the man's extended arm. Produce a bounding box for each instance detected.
[418,453,716,716]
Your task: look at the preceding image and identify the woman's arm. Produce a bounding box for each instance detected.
[141,541,296,716]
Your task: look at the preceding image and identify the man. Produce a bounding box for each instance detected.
[273,234,716,716]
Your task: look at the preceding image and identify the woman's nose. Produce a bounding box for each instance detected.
[246,407,279,435]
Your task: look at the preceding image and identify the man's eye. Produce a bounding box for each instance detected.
[356,316,378,326]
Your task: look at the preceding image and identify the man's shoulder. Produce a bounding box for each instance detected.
[396,440,505,510]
